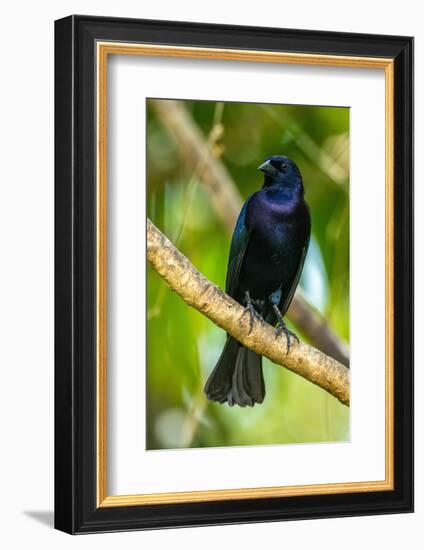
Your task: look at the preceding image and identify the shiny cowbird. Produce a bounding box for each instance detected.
[204,155,311,407]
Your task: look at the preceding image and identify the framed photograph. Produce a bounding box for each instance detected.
[54,15,413,534]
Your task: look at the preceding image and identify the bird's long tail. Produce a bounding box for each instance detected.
[204,336,265,407]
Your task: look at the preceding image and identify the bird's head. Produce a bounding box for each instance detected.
[258,155,303,192]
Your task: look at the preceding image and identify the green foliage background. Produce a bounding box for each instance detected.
[146,99,349,450]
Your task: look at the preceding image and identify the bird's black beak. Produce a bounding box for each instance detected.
[258,159,277,176]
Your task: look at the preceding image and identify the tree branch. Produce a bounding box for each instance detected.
[151,99,349,367]
[288,293,350,367]
[147,219,349,407]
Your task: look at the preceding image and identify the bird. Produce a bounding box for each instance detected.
[204,155,311,407]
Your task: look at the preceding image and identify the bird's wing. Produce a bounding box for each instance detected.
[279,237,310,315]
[225,196,253,298]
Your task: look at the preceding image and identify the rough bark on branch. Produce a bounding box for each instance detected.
[151,98,349,367]
[147,219,349,407]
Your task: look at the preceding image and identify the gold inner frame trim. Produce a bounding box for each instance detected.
[96,41,395,508]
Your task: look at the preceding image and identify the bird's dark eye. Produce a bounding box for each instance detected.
[270,160,288,172]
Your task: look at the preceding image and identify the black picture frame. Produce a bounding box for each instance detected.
[55,15,414,534]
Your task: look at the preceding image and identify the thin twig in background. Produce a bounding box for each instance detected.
[151,99,241,234]
[262,105,349,187]
[151,99,349,367]
[148,102,226,322]
[147,219,350,407]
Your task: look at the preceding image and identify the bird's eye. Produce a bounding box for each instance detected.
[270,160,287,171]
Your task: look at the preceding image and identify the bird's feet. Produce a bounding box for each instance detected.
[272,303,299,354]
[275,321,299,354]
[244,291,263,334]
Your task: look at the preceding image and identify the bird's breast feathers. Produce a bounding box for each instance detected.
[246,189,309,239]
